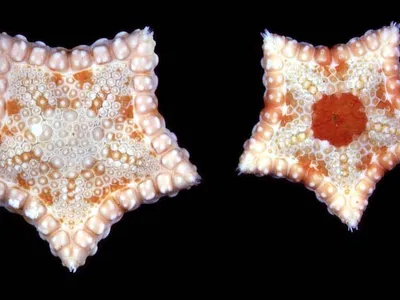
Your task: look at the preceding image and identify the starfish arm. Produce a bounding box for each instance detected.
[0,28,199,271]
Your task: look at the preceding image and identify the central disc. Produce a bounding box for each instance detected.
[311,93,367,147]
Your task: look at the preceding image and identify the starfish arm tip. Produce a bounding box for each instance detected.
[143,26,154,36]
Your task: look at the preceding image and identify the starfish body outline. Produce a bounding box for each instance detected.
[0,27,200,272]
[239,23,400,229]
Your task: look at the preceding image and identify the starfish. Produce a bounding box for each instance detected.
[239,23,400,229]
[0,27,200,272]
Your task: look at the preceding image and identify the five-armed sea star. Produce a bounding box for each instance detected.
[0,28,200,271]
[239,23,400,229]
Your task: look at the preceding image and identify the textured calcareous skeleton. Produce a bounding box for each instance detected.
[239,23,400,229]
[0,27,200,272]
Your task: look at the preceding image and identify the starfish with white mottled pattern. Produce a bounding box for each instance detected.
[239,23,400,229]
[0,27,200,272]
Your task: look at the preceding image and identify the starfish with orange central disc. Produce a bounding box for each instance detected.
[239,23,400,229]
[0,28,200,271]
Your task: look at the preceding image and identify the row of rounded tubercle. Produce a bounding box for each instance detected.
[0,27,157,73]
[262,25,399,66]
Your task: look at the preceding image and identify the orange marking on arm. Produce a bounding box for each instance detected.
[6,99,23,115]
[102,187,110,197]
[130,131,144,141]
[316,161,329,177]
[298,154,329,177]
[297,155,312,169]
[356,153,373,171]
[285,91,296,106]
[318,65,331,77]
[39,189,53,205]
[372,145,387,154]
[16,174,30,190]
[67,179,76,192]
[376,83,388,102]
[2,125,14,136]
[110,180,127,193]
[73,70,94,87]
[51,73,63,86]
[281,114,295,126]
[57,97,70,108]
[89,196,100,204]
[12,155,22,165]
[37,95,56,111]
[335,62,349,81]
[90,97,103,114]
[116,95,133,118]
[81,170,95,180]
[377,101,395,117]
[21,151,33,162]
[375,83,395,116]
[124,104,134,119]
[94,164,105,176]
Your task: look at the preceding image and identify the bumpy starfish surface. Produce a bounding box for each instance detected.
[0,28,200,271]
[239,23,400,229]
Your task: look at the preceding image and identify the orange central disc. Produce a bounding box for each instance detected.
[311,93,367,147]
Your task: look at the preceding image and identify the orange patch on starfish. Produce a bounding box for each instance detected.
[89,96,103,114]
[311,93,368,147]
[36,95,55,111]
[51,73,63,86]
[73,70,93,87]
[0,28,200,272]
[239,23,400,229]
[130,130,144,141]
[116,95,133,118]
[6,99,23,115]
[297,155,329,177]
[16,173,30,190]
[39,189,54,205]
[281,114,296,126]
[335,62,349,81]
[356,153,373,171]
[2,125,14,136]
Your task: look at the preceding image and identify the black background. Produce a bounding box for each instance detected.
[0,4,399,294]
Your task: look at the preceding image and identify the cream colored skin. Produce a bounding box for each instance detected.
[239,23,400,229]
[0,28,200,272]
